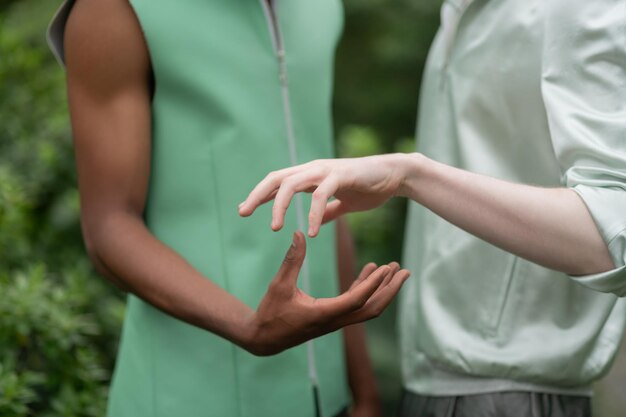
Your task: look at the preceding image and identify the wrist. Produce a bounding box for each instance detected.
[395,152,429,199]
[349,370,381,405]
[236,311,264,355]
[352,388,382,417]
[353,387,380,405]
[238,312,284,357]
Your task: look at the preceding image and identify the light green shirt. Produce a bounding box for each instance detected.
[400,0,626,395]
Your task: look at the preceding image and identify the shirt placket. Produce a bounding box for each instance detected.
[440,0,476,68]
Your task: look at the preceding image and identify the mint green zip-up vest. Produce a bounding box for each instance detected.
[48,1,348,416]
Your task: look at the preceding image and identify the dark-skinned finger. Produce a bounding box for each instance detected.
[337,269,410,327]
[349,262,378,291]
[381,262,400,287]
[274,231,307,286]
[315,265,389,317]
[361,269,410,317]
[367,262,400,301]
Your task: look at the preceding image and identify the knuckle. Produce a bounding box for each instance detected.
[283,178,297,190]
[282,245,298,264]
[330,167,343,179]
[349,295,367,311]
[273,202,285,215]
[311,189,326,200]
[282,256,296,266]
[369,303,384,318]
[264,172,277,182]
[279,185,293,196]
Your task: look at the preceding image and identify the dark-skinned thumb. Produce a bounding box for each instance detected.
[277,231,306,285]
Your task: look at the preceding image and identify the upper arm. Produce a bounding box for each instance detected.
[542,0,626,295]
[65,0,153,241]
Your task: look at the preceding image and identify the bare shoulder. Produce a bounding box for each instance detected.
[64,0,151,97]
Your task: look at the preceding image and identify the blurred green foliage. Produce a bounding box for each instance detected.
[0,1,124,415]
[1,0,624,416]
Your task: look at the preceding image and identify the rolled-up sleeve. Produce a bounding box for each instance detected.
[541,0,626,295]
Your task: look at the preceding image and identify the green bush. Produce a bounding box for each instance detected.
[0,2,124,415]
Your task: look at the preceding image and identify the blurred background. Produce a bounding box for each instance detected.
[0,0,624,416]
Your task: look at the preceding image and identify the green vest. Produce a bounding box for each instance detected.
[48,0,348,416]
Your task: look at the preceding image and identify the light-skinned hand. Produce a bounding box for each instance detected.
[239,154,409,237]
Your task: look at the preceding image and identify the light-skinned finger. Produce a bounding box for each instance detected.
[239,167,300,217]
[271,172,322,231]
[308,176,339,237]
[239,189,279,216]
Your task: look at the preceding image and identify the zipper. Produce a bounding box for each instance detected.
[258,1,322,415]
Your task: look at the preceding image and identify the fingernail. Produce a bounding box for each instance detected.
[238,202,244,209]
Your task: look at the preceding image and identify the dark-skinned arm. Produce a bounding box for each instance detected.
[64,0,410,356]
[337,218,383,417]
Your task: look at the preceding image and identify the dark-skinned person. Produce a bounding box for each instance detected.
[47,0,410,416]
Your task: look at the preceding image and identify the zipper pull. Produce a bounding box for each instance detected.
[277,49,288,86]
[279,71,288,86]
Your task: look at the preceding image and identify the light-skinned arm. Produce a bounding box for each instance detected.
[65,0,410,357]
[239,153,614,277]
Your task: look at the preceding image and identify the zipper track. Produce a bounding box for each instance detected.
[258,0,322,413]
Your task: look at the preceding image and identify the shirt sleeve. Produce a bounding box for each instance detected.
[541,0,626,296]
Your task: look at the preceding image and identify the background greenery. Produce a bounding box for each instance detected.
[0,0,624,416]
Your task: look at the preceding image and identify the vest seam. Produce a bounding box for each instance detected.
[207,141,243,417]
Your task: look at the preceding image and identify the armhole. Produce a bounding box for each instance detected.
[46,0,76,67]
